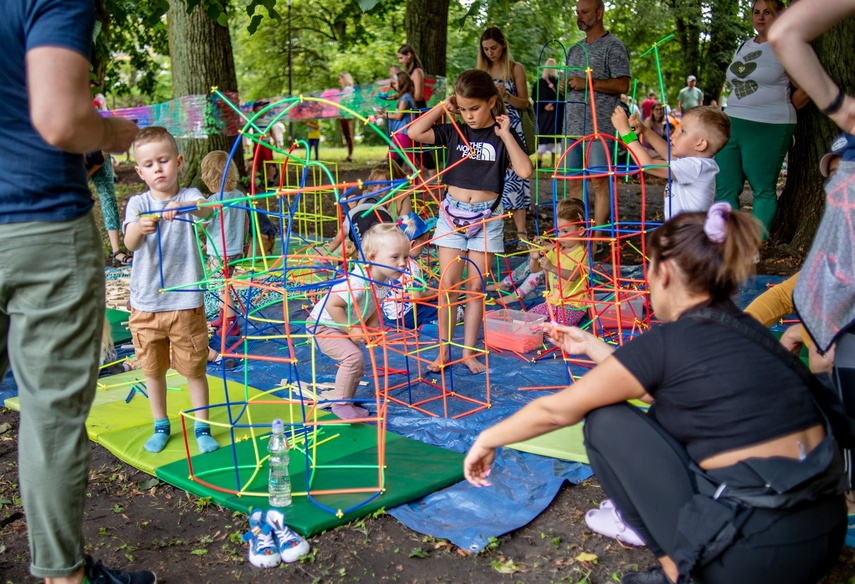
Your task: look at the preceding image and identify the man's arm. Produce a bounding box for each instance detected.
[27,47,137,154]
[592,77,630,95]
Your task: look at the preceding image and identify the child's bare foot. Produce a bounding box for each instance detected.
[462,351,486,374]
[486,281,511,293]
[427,352,449,374]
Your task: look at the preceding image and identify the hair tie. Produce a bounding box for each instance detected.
[703,202,731,243]
[396,217,404,227]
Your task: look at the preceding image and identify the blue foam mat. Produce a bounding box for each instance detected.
[0,268,792,552]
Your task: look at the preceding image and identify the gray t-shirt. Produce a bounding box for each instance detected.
[123,187,207,312]
[564,32,631,139]
[206,188,246,258]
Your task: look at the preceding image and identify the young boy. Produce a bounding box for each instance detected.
[612,105,731,219]
[201,150,246,336]
[123,126,219,454]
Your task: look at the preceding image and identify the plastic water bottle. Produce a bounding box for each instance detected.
[268,419,292,507]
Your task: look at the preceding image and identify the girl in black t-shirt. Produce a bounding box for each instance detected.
[409,69,533,375]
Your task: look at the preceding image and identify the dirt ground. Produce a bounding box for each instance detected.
[3,163,850,583]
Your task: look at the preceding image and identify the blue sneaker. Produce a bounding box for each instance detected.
[846,513,855,548]
[266,508,311,563]
[242,509,281,568]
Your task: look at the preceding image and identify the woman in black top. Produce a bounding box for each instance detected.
[464,204,846,584]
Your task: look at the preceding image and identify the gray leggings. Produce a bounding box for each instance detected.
[583,403,846,584]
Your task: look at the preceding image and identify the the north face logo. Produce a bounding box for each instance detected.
[457,142,496,162]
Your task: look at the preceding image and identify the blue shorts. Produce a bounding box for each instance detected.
[432,195,504,253]
[562,137,617,175]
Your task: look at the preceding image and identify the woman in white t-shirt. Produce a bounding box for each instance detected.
[714,0,805,238]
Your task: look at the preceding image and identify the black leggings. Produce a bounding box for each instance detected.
[834,326,855,487]
[583,404,846,584]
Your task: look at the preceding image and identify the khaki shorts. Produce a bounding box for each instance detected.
[130,307,208,378]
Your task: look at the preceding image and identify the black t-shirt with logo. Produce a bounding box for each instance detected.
[432,123,524,195]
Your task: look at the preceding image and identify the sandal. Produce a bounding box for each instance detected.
[584,499,646,546]
[111,250,132,267]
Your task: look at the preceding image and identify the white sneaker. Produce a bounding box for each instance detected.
[265,508,311,563]
[243,509,281,568]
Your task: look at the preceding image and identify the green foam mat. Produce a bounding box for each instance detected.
[505,399,651,464]
[506,421,589,464]
[155,422,464,536]
[107,308,132,344]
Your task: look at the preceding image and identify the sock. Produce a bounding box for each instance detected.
[331,404,369,420]
[144,418,170,453]
[195,421,220,453]
[516,270,544,298]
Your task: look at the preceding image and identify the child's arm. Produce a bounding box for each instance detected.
[495,115,533,179]
[611,107,670,179]
[540,253,583,283]
[124,215,158,251]
[407,100,450,143]
[637,115,672,160]
[528,236,544,273]
[385,98,409,121]
[323,230,344,257]
[321,293,367,344]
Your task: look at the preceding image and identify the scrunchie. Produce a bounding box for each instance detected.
[703,202,731,243]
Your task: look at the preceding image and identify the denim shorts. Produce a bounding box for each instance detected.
[432,194,504,253]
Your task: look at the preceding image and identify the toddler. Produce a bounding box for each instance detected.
[308,223,410,420]
[527,198,590,326]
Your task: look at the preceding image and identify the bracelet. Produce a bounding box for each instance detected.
[822,87,846,115]
[620,130,639,145]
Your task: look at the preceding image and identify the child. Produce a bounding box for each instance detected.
[408,69,533,374]
[308,223,410,420]
[382,213,439,329]
[385,70,416,166]
[526,198,589,326]
[123,126,219,454]
[201,151,246,337]
[305,119,321,161]
[322,165,395,259]
[612,105,731,219]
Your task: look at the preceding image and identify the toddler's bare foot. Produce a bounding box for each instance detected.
[427,353,448,374]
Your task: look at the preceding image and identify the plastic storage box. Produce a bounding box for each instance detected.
[485,309,547,353]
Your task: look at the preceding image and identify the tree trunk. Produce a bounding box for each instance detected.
[704,0,740,104]
[91,0,110,86]
[771,17,855,248]
[404,0,450,76]
[167,1,245,189]
[671,0,702,82]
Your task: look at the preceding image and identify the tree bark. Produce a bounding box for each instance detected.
[167,1,245,189]
[771,16,855,248]
[704,0,740,104]
[404,0,450,76]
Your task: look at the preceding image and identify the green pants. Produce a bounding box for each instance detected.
[714,117,795,238]
[0,212,105,577]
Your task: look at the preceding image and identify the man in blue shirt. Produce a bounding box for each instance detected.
[1,2,151,582]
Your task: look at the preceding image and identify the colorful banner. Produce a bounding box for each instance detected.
[102,77,446,139]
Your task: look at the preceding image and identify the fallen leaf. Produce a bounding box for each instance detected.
[575,551,598,563]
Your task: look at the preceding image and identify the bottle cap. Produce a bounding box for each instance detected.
[272,419,283,433]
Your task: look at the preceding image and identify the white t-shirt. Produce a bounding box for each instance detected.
[724,39,796,125]
[382,257,423,320]
[308,263,388,328]
[664,157,719,219]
